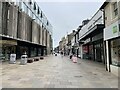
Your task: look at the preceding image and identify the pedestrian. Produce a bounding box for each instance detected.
[61,51,63,58]
[72,54,77,63]
[70,54,72,59]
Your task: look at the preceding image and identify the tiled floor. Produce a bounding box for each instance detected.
[1,54,118,88]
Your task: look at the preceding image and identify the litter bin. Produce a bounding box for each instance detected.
[9,54,16,64]
[20,55,27,65]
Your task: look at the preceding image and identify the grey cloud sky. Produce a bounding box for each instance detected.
[38,1,105,48]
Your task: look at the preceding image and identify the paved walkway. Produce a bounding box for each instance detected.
[1,55,118,88]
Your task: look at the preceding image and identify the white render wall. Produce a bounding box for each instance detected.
[79,10,103,40]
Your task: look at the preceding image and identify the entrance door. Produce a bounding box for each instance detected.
[95,44,102,62]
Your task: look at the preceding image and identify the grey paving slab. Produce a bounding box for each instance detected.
[1,54,118,88]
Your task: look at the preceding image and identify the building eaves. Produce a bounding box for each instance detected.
[100,1,110,9]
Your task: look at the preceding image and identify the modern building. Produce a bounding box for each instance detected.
[100,0,120,76]
[78,10,105,63]
[0,0,53,61]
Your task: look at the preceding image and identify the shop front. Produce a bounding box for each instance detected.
[104,20,120,76]
[110,38,120,67]
[0,39,17,61]
[92,32,104,63]
[82,37,93,60]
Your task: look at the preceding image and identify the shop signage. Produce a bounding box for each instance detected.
[104,20,119,40]
[112,25,118,34]
[84,38,91,44]
[0,40,17,45]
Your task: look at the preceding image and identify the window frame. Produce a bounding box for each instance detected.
[113,2,118,17]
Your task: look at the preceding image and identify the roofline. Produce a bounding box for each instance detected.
[100,0,111,9]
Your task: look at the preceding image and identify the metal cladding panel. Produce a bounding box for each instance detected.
[46,30,50,48]
[32,21,39,44]
[42,27,44,46]
[18,12,26,40]
[17,12,22,39]
[7,5,18,38]
[46,30,49,47]
[7,5,14,36]
[17,12,32,41]
[39,26,42,45]
[26,15,32,41]
[36,24,40,44]
[2,2,8,35]
[44,29,46,46]
[0,2,2,34]
[13,6,18,38]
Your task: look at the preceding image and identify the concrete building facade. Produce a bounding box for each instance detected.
[0,1,53,61]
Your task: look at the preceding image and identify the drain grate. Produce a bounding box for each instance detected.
[93,74,97,75]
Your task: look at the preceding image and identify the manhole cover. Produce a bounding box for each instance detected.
[74,76,83,78]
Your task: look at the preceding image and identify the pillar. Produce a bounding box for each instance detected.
[106,40,110,72]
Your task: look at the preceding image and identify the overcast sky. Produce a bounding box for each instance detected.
[37,1,105,48]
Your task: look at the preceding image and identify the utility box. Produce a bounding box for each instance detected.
[20,55,27,65]
[9,54,16,64]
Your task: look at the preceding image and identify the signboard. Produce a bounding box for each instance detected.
[104,20,120,40]
[112,25,118,34]
[0,40,17,45]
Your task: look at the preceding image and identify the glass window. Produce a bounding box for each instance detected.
[113,2,118,17]
[37,7,40,15]
[111,38,120,67]
[33,2,36,10]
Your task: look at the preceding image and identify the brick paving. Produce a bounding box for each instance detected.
[1,54,118,88]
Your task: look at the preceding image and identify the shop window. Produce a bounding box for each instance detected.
[40,11,43,18]
[37,7,40,14]
[33,2,36,10]
[111,38,120,67]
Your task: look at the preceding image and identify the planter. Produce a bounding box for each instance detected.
[27,58,34,63]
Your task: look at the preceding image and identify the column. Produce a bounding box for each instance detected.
[106,40,110,72]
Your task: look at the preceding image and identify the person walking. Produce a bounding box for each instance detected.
[72,54,77,63]
[61,51,63,58]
